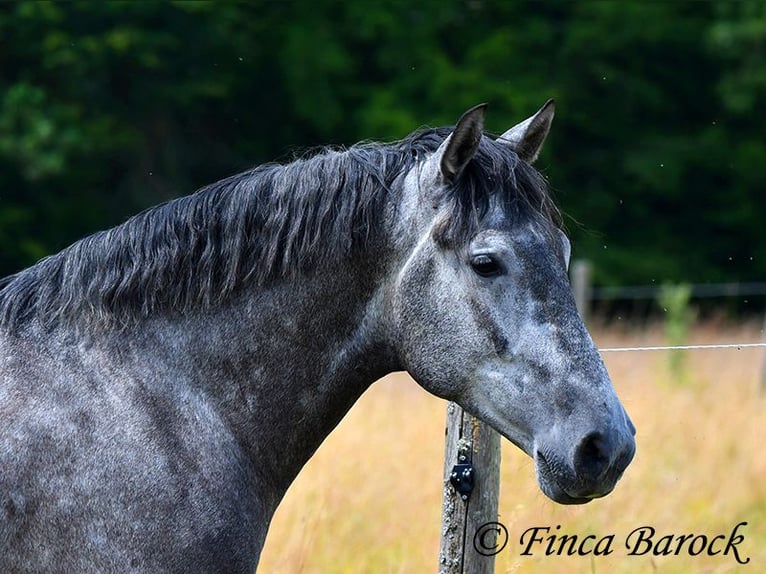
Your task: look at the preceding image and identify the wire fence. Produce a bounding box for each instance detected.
[591,281,766,301]
[569,261,766,389]
[599,342,766,353]
[570,260,766,316]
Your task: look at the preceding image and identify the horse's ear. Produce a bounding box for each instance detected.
[498,99,555,163]
[438,103,487,182]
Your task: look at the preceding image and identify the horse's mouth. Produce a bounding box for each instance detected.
[535,451,608,505]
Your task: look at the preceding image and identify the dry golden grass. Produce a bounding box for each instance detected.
[260,320,766,573]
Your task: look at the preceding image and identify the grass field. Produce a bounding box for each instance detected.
[259,319,766,573]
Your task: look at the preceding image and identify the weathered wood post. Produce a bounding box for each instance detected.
[571,259,592,323]
[438,402,501,574]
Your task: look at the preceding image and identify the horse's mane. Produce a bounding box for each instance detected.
[0,128,559,330]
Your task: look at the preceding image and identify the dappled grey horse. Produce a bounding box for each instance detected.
[0,102,635,572]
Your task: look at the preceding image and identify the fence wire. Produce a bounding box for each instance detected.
[599,342,766,353]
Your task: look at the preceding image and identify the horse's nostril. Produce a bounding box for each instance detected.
[573,432,610,480]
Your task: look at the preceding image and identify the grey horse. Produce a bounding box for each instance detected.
[0,102,635,572]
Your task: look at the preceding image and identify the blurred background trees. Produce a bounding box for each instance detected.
[1,0,764,293]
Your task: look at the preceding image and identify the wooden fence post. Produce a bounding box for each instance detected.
[438,402,501,574]
[571,259,592,323]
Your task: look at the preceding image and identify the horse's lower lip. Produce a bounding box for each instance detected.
[536,452,599,505]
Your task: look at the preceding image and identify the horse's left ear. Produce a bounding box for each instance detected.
[437,103,488,182]
[498,99,555,163]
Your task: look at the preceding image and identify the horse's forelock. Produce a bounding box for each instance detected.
[432,135,561,248]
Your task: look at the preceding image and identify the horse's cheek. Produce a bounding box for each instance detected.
[391,267,474,400]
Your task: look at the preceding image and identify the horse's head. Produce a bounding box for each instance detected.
[389,102,635,504]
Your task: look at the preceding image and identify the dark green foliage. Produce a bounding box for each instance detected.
[1,0,764,286]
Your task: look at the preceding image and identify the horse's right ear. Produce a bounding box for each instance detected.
[434,103,487,183]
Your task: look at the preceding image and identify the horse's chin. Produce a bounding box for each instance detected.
[540,484,597,505]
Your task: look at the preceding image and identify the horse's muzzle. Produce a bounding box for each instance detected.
[535,424,636,505]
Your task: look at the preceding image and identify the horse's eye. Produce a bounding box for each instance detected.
[470,254,502,277]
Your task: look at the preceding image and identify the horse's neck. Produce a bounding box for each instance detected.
[124,259,399,510]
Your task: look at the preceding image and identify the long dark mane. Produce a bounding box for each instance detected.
[0,128,559,330]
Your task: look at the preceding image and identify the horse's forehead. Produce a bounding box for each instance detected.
[510,228,572,307]
[510,223,561,254]
[477,209,560,249]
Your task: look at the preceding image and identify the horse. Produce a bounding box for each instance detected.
[0,101,635,572]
